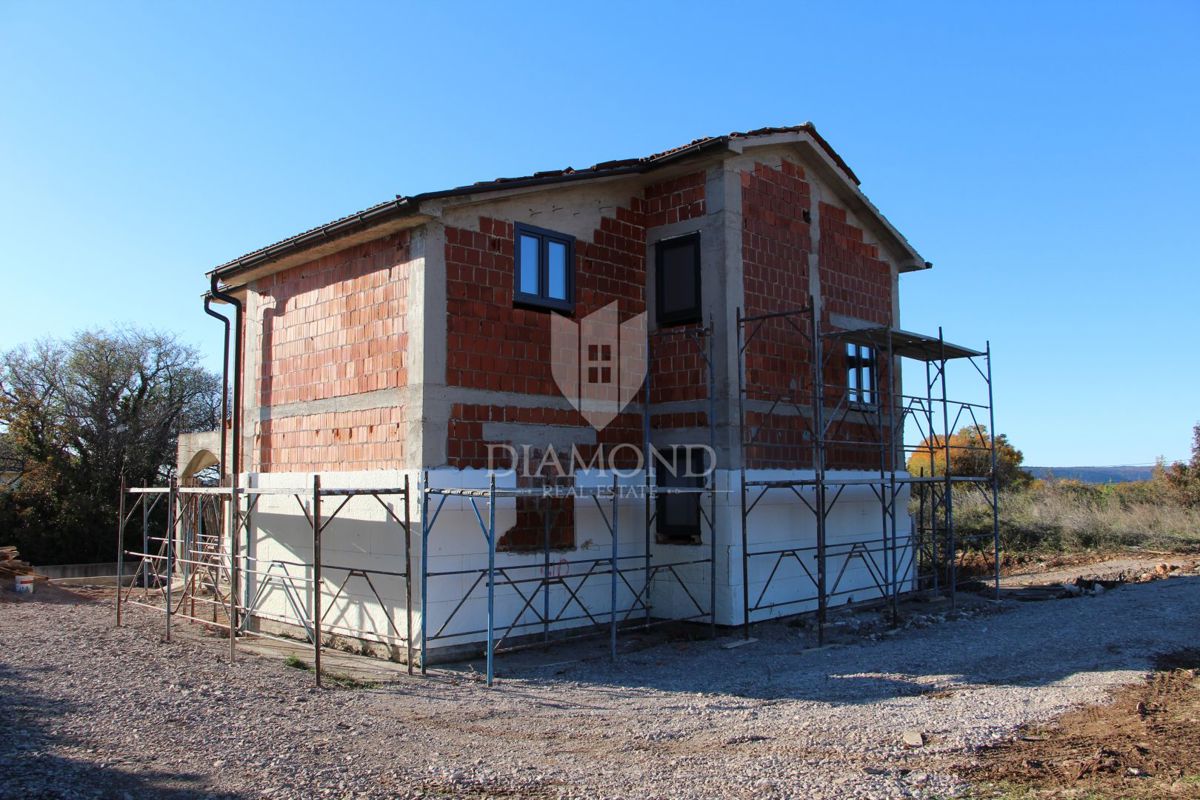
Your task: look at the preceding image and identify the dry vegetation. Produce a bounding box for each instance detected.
[954,477,1200,556]
[958,649,1200,799]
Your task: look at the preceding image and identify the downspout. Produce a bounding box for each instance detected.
[208,273,243,486]
[209,272,244,654]
[202,294,230,476]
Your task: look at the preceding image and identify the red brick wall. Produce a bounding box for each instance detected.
[736,161,899,472]
[740,160,815,468]
[249,232,413,472]
[443,170,709,466]
[444,208,646,397]
[643,170,710,433]
[254,232,412,406]
[818,202,892,326]
[742,160,812,319]
[818,202,895,470]
[442,175,711,546]
[257,407,406,473]
[648,324,710,433]
[645,171,705,227]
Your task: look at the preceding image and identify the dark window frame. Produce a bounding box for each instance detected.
[846,342,878,407]
[655,448,705,545]
[655,232,702,327]
[514,222,575,314]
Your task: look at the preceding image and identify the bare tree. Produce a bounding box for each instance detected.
[0,328,221,564]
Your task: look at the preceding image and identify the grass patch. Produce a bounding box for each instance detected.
[282,653,378,689]
[951,480,1200,555]
[284,654,308,670]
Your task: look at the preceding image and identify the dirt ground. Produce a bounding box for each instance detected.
[1,550,1198,799]
[956,649,1200,799]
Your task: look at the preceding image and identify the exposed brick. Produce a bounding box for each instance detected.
[254,406,406,473]
[739,160,815,468]
[818,201,891,326]
[249,232,413,472]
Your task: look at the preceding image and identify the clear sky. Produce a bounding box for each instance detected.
[1,1,1196,466]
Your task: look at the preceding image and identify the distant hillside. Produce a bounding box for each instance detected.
[1026,466,1155,484]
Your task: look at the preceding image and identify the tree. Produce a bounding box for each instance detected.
[1157,423,1200,507]
[906,425,1032,490]
[0,328,221,564]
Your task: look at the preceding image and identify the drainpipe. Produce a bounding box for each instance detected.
[208,273,243,485]
[209,272,244,657]
[203,295,230,475]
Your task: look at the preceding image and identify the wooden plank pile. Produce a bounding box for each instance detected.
[0,545,47,583]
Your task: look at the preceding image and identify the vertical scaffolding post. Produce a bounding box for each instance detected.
[643,468,652,628]
[228,488,237,664]
[165,478,177,642]
[142,483,149,588]
[115,479,125,626]
[312,473,322,687]
[938,328,955,607]
[404,473,414,674]
[925,359,939,596]
[887,328,900,623]
[642,331,653,630]
[230,485,241,664]
[736,308,751,638]
[811,300,827,645]
[486,473,496,687]
[706,319,718,638]
[877,330,891,616]
[189,497,197,620]
[610,472,619,662]
[419,470,429,676]
[987,342,1000,601]
[541,491,551,645]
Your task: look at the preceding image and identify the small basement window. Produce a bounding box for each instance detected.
[846,342,877,406]
[514,222,575,313]
[655,448,705,544]
[655,233,701,326]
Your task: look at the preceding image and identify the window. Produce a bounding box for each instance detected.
[514,222,575,313]
[655,233,701,326]
[846,342,877,406]
[655,448,704,544]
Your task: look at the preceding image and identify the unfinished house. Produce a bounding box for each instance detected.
[116,125,999,685]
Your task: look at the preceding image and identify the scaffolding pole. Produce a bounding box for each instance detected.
[736,297,999,635]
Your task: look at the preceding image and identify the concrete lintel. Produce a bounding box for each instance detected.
[480,422,598,450]
[256,386,421,423]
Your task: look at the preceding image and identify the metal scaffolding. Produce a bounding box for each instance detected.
[115,322,722,688]
[736,296,999,642]
[418,323,720,686]
[116,478,413,687]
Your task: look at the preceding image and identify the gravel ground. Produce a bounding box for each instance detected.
[2,571,1198,800]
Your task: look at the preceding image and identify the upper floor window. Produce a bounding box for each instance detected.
[655,233,702,326]
[515,222,574,313]
[846,342,877,406]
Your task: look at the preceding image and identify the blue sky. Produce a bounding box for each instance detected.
[1,1,1196,466]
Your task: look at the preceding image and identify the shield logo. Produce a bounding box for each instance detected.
[550,302,647,431]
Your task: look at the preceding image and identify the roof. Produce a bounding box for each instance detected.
[825,327,985,361]
[210,124,906,282]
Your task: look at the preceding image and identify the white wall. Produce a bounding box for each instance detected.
[236,466,914,659]
[242,470,415,650]
[729,469,915,625]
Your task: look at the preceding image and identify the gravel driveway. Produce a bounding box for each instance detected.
[1,573,1197,799]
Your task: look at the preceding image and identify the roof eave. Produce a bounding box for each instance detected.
[209,138,733,286]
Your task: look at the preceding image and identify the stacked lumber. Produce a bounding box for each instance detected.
[0,545,47,582]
